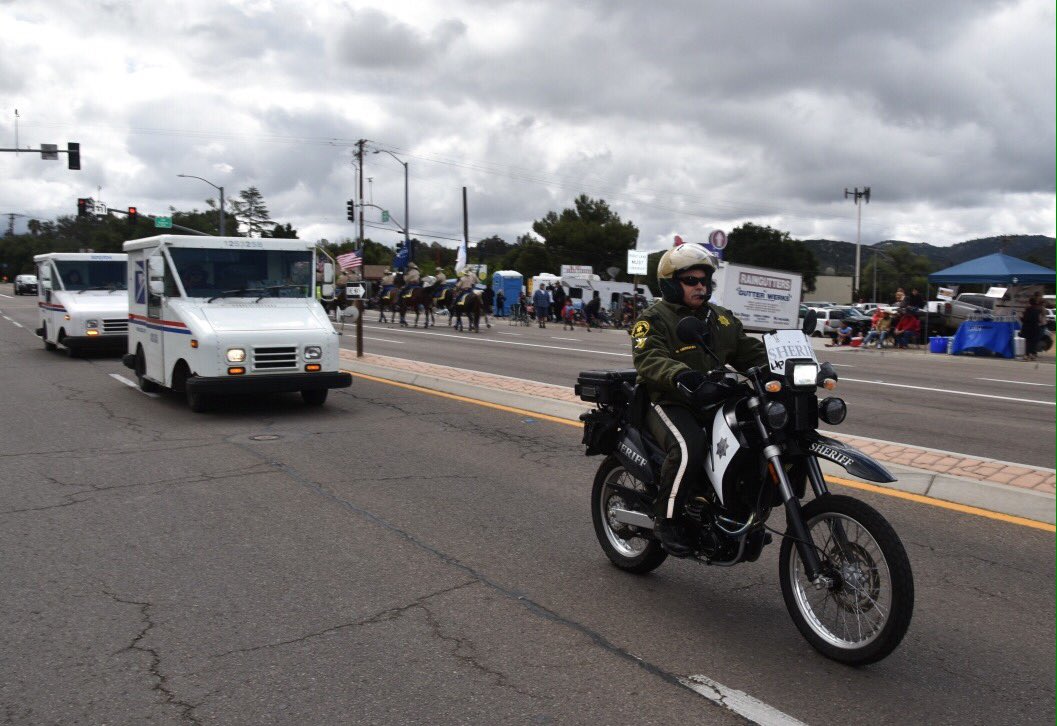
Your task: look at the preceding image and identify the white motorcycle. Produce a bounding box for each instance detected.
[576,311,914,665]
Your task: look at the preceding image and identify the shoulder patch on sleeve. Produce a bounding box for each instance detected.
[631,320,650,338]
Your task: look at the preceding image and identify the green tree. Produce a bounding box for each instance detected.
[725,222,819,291]
[862,246,933,303]
[500,238,553,278]
[531,195,638,276]
[264,222,298,239]
[230,186,274,237]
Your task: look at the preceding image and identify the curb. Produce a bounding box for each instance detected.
[341,353,1055,527]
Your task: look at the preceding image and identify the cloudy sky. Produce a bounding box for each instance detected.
[1,0,1054,254]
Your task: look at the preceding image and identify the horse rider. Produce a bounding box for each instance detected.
[454,267,478,306]
[404,261,421,287]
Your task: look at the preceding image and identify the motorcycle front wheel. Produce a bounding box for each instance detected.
[779,494,914,665]
[591,456,667,574]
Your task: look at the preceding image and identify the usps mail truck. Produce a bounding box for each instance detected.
[34,252,129,356]
[122,235,351,412]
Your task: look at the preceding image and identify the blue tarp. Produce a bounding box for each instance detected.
[928,253,1055,285]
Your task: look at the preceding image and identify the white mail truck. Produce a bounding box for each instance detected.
[121,235,351,412]
[34,252,129,356]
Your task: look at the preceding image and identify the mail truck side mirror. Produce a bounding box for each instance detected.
[323,261,335,284]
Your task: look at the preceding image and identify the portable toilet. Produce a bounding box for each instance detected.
[492,270,523,307]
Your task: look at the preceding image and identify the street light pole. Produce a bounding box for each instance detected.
[177,174,226,236]
[844,186,870,300]
[372,148,410,249]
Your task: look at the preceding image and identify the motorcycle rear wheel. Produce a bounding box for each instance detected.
[779,494,913,665]
[591,456,667,574]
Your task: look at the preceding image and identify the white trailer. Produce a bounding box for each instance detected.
[121,235,350,412]
[34,252,129,356]
[710,262,802,332]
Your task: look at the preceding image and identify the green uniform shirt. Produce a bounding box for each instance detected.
[631,299,769,406]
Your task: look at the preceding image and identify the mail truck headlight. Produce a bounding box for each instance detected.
[86,319,99,329]
[304,345,322,360]
[226,348,246,363]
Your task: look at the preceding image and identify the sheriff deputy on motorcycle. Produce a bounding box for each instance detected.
[631,242,769,557]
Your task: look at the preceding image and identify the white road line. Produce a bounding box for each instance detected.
[551,336,580,341]
[359,325,631,357]
[0,293,11,298]
[977,377,1054,387]
[360,335,406,345]
[842,377,1054,406]
[681,675,807,726]
[10,321,23,328]
[109,373,160,397]
[497,331,522,336]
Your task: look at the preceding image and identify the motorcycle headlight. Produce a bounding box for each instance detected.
[85,319,99,329]
[819,397,847,425]
[790,362,819,388]
[764,401,789,430]
[226,348,246,363]
[304,345,322,360]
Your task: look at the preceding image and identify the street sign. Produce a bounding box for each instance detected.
[40,144,59,160]
[381,210,390,223]
[709,230,727,249]
[627,250,648,275]
[92,201,107,216]
[346,284,366,299]
[154,216,173,229]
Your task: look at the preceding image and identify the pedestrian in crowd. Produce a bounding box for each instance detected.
[906,287,925,309]
[483,284,495,315]
[584,290,601,332]
[552,284,566,323]
[1020,293,1046,361]
[561,298,575,330]
[862,311,892,348]
[532,285,550,328]
[893,311,920,348]
[830,321,854,346]
[496,289,506,317]
[893,288,906,307]
[516,291,528,320]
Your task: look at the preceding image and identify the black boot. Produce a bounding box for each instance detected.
[654,518,691,558]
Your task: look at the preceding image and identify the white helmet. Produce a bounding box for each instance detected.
[657,242,718,303]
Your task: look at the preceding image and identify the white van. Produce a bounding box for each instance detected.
[34,252,129,356]
[121,235,351,412]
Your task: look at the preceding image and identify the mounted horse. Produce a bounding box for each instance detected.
[450,288,483,333]
[396,283,437,328]
[374,286,400,323]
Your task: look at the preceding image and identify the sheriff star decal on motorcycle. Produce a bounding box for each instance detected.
[715,437,729,458]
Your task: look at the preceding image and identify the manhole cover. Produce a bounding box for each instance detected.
[249,434,281,441]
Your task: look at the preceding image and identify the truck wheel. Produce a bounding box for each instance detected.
[301,389,328,406]
[42,323,57,351]
[135,350,161,393]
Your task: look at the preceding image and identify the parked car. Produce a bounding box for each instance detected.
[803,300,836,309]
[810,306,870,338]
[13,274,38,295]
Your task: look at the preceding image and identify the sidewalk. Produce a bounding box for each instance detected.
[340,350,1055,526]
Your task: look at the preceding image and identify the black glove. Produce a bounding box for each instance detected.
[676,369,733,407]
[674,370,707,392]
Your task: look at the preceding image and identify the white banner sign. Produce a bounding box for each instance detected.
[936,286,956,301]
[560,264,594,277]
[627,250,649,276]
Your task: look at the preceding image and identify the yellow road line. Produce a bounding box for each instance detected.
[823,475,1055,532]
[347,370,1056,532]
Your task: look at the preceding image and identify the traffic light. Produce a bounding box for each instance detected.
[77,198,88,217]
[346,199,355,222]
[67,142,80,171]
[127,207,138,225]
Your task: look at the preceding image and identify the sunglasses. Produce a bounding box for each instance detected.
[677,276,709,287]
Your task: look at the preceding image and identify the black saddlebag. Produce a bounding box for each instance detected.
[579,408,620,456]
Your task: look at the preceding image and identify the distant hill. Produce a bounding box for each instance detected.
[800,235,1055,275]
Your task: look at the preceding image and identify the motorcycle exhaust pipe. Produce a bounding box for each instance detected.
[612,508,655,530]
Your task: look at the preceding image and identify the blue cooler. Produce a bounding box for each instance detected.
[929,336,948,354]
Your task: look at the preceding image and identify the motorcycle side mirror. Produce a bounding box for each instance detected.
[802,309,818,335]
[676,316,708,345]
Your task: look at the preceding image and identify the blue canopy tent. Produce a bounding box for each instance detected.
[927,253,1054,358]
[928,252,1056,285]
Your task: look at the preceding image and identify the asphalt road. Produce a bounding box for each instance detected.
[0,313,1053,724]
[334,311,1056,468]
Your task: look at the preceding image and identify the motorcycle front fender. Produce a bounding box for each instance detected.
[804,435,897,483]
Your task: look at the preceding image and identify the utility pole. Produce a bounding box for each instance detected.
[844,186,871,299]
[355,139,366,358]
[462,186,470,270]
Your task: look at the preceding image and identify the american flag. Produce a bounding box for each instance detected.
[337,250,362,270]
